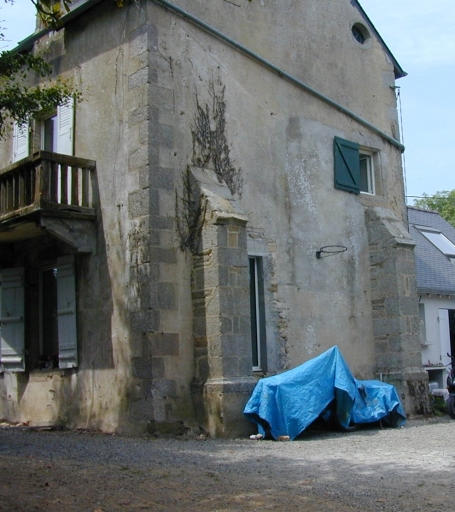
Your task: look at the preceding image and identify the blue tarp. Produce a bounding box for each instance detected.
[244,346,406,440]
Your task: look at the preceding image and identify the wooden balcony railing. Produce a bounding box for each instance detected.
[0,151,96,222]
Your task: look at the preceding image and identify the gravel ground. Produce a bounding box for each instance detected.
[0,418,454,511]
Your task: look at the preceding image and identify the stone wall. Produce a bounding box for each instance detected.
[366,207,431,415]
[0,0,428,434]
[189,168,256,436]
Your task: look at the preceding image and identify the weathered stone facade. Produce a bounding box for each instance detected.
[0,0,428,436]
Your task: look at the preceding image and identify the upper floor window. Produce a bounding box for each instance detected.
[333,136,377,195]
[352,23,370,45]
[359,151,375,195]
[11,97,75,163]
[42,113,58,152]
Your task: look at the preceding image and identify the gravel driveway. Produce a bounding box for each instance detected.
[0,418,454,511]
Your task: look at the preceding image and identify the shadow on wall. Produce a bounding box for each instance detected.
[0,170,120,429]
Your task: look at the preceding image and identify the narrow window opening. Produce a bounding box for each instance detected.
[42,114,58,152]
[40,267,59,369]
[450,310,455,357]
[249,256,266,372]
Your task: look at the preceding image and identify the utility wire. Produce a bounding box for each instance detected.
[407,195,452,199]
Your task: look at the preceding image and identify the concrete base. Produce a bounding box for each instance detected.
[381,369,431,416]
[203,377,257,438]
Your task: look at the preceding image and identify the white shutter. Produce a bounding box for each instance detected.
[56,97,74,156]
[56,258,78,368]
[12,121,29,162]
[0,268,25,372]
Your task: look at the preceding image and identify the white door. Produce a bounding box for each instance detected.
[439,309,451,366]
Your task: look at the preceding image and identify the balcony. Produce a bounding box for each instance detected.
[0,151,97,252]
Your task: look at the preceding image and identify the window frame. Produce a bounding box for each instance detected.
[334,136,377,196]
[38,263,60,369]
[41,112,58,152]
[359,150,375,195]
[0,257,78,373]
[249,255,267,372]
[416,225,455,258]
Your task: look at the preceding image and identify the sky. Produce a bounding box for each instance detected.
[1,1,454,202]
[360,0,455,202]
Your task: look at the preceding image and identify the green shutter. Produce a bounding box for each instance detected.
[334,137,360,194]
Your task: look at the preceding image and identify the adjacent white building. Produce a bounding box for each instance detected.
[408,207,455,388]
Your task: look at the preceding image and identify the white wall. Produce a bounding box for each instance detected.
[421,295,455,387]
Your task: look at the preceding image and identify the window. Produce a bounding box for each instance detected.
[249,256,267,371]
[0,257,78,372]
[352,23,370,45]
[334,136,376,195]
[12,97,74,163]
[42,114,58,152]
[359,152,375,194]
[41,98,74,155]
[417,226,455,258]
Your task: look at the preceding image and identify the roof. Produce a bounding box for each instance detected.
[408,207,455,296]
[13,0,103,53]
[15,0,407,79]
[353,1,407,79]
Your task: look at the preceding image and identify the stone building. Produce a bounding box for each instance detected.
[0,0,429,436]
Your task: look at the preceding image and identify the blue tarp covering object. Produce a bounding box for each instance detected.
[243,346,406,440]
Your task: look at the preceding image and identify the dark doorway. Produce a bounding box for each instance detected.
[449,310,455,357]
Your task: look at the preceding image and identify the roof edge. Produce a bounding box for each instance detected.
[417,289,455,298]
[407,205,442,216]
[353,0,407,79]
[13,0,408,83]
[12,0,104,54]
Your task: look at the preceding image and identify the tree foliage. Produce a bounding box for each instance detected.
[30,0,71,26]
[0,0,74,137]
[414,190,455,227]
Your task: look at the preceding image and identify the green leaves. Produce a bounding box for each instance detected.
[0,1,78,137]
[31,0,72,28]
[0,50,76,136]
[414,190,455,227]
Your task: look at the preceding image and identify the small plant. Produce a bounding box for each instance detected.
[175,166,208,253]
[191,80,242,196]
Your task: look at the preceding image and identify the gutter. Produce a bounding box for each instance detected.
[12,0,405,152]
